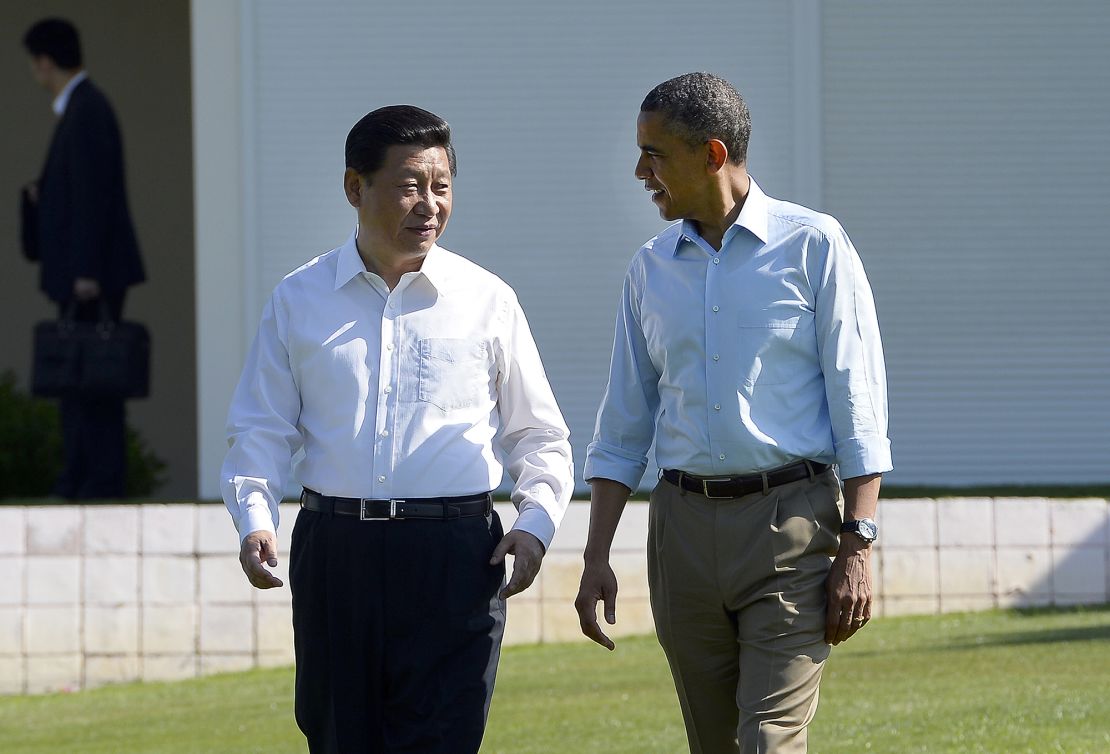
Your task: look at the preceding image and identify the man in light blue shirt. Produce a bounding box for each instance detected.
[575,73,892,753]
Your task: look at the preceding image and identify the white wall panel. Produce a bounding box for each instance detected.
[194,0,245,499]
[823,1,1110,483]
[240,0,806,491]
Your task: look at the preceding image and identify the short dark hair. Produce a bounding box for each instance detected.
[345,105,457,181]
[641,72,751,165]
[23,18,82,70]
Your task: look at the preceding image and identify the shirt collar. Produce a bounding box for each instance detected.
[672,175,770,255]
[415,244,450,291]
[334,230,365,290]
[52,71,88,116]
[333,228,449,292]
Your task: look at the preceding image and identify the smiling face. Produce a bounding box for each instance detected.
[634,110,715,224]
[345,144,453,270]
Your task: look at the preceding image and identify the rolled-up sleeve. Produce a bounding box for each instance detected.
[813,227,893,479]
[220,291,304,542]
[584,264,660,490]
[494,295,574,550]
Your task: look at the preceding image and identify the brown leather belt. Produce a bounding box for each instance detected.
[662,460,830,499]
[300,488,492,521]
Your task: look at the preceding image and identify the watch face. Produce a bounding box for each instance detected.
[843,519,878,541]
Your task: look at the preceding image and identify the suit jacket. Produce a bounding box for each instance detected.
[32,78,145,302]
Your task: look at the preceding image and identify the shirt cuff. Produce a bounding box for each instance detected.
[511,507,556,551]
[239,498,277,544]
[835,437,893,479]
[583,441,648,492]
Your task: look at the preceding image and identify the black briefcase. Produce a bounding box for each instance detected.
[32,306,151,399]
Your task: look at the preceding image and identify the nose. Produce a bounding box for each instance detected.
[635,153,651,180]
[414,191,436,217]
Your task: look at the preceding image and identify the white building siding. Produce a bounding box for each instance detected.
[233,0,806,494]
[822,1,1110,484]
[196,1,1108,497]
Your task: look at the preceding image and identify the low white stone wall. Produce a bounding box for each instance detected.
[0,497,1106,695]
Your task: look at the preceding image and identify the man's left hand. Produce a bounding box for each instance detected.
[490,529,545,599]
[825,538,873,645]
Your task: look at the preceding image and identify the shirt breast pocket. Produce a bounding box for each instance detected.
[737,309,814,387]
[418,338,491,411]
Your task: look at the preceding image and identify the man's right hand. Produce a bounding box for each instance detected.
[575,560,619,651]
[239,530,283,589]
[73,277,101,301]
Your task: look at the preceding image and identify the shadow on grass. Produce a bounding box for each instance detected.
[939,623,1110,650]
[927,606,1110,652]
[840,606,1110,659]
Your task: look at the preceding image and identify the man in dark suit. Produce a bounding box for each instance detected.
[22,18,145,499]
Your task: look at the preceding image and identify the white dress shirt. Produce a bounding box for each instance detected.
[222,231,574,547]
[585,177,892,490]
[52,70,88,116]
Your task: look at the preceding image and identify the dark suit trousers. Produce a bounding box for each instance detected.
[53,294,127,499]
[289,504,507,753]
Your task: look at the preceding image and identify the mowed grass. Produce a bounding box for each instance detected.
[1,607,1107,753]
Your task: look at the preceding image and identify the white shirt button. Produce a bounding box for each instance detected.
[713,354,720,361]
[377,475,386,482]
[713,258,720,265]
[386,343,394,351]
[380,429,389,438]
[388,302,396,309]
[383,385,392,394]
[719,454,726,460]
[714,404,721,411]
[712,306,719,312]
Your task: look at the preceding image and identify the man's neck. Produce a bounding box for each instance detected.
[49,68,82,97]
[356,237,425,291]
[692,171,751,251]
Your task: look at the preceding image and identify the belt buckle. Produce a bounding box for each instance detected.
[700,478,734,500]
[360,499,403,520]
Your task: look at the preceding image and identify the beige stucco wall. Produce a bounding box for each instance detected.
[1,498,1107,695]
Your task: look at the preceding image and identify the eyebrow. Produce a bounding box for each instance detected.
[639,143,663,154]
[397,168,451,180]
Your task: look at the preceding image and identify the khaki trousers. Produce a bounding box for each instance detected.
[647,469,843,754]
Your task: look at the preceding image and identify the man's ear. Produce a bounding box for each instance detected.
[705,139,729,174]
[343,168,363,208]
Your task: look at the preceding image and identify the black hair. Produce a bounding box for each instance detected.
[23,18,82,70]
[345,105,457,180]
[641,72,751,165]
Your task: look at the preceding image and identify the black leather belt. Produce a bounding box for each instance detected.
[300,488,492,521]
[662,460,830,499]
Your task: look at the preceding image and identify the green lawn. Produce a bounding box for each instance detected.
[1,607,1107,753]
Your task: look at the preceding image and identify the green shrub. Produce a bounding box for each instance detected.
[0,370,167,499]
[125,424,168,498]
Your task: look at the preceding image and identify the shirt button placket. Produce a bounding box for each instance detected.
[706,254,725,457]
[375,291,400,494]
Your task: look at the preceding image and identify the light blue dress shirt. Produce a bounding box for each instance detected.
[584,178,892,490]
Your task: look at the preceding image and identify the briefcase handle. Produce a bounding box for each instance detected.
[59,298,117,338]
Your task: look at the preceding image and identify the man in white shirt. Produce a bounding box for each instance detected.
[575,73,892,753]
[222,105,573,753]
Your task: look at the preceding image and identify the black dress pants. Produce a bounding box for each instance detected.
[53,294,127,499]
[289,504,507,753]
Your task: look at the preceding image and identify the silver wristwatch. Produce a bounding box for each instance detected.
[840,518,878,544]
